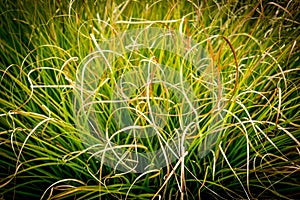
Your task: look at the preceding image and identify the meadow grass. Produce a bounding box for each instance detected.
[0,0,299,199]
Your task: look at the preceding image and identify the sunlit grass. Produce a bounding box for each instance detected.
[0,0,299,199]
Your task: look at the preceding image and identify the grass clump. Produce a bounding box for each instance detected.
[0,0,299,199]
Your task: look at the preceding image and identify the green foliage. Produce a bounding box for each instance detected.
[0,0,299,199]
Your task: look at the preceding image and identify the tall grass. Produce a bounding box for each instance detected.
[0,0,299,199]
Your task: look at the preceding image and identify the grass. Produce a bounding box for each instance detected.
[0,0,299,199]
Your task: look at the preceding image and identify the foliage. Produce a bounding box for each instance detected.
[0,0,299,199]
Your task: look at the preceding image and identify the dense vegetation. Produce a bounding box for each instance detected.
[0,0,299,199]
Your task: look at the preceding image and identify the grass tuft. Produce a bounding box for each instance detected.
[1,0,299,199]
